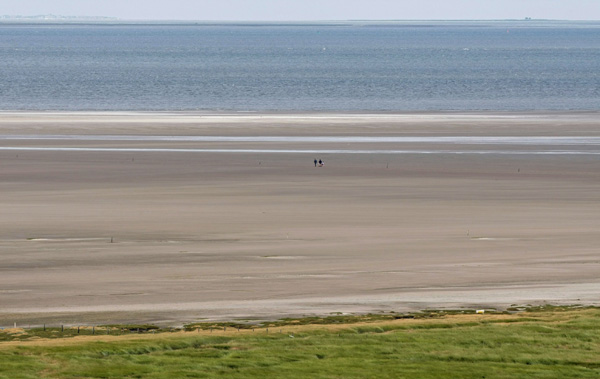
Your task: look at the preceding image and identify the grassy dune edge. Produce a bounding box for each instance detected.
[1,306,599,378]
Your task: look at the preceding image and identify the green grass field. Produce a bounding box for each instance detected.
[1,306,599,378]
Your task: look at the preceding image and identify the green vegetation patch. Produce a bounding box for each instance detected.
[1,307,599,378]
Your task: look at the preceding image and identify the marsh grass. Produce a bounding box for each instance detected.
[1,306,599,378]
[182,309,496,332]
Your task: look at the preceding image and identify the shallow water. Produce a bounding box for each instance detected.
[3,135,600,145]
[2,147,599,155]
[1,21,599,111]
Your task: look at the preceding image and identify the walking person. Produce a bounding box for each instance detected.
[314,158,318,167]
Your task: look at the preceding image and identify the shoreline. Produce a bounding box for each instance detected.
[2,284,599,328]
[1,110,600,137]
[1,109,599,117]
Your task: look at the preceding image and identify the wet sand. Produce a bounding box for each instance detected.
[1,112,599,326]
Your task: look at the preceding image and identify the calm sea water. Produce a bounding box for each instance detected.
[0,21,599,111]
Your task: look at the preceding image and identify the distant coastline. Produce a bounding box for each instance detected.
[0,14,117,22]
[1,18,599,26]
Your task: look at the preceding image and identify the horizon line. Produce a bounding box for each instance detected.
[1,17,600,23]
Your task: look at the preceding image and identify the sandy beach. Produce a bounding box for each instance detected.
[1,112,599,326]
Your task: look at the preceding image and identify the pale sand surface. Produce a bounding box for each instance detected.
[1,112,599,326]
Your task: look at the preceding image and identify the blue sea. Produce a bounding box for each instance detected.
[0,21,599,111]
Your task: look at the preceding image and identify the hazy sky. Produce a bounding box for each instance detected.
[2,0,599,21]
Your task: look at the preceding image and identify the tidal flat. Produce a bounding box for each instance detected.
[1,112,600,327]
